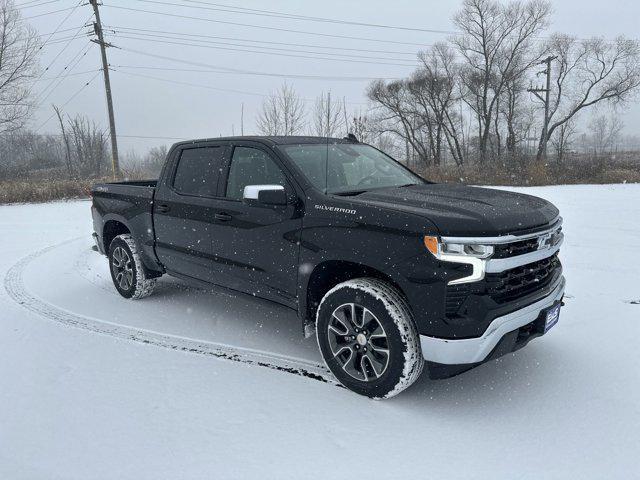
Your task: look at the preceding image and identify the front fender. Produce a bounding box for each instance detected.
[296,208,441,332]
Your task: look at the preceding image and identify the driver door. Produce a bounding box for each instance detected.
[207,143,303,307]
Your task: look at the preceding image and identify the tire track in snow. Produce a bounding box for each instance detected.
[4,239,337,385]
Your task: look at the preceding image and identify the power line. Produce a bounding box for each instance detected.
[35,68,101,82]
[109,30,416,62]
[34,1,85,75]
[36,71,101,130]
[16,0,60,9]
[131,0,456,35]
[113,69,369,105]
[34,18,92,95]
[112,33,418,67]
[35,42,93,107]
[177,0,629,43]
[39,34,87,47]
[116,48,401,81]
[103,5,433,47]
[106,25,421,56]
[114,64,397,81]
[3,131,186,141]
[22,5,78,20]
[119,134,187,140]
[36,26,82,37]
[16,0,56,6]
[122,1,636,45]
[115,69,267,97]
[14,0,59,8]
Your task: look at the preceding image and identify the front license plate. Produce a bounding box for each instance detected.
[544,304,561,333]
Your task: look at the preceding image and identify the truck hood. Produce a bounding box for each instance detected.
[354,183,559,236]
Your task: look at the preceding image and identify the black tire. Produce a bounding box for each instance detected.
[316,278,424,399]
[108,234,157,299]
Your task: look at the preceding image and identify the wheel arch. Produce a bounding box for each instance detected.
[302,260,410,325]
[102,219,131,253]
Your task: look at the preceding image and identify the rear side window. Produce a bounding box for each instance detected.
[173,147,225,197]
[225,147,287,200]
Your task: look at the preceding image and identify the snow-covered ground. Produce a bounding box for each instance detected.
[1,184,639,479]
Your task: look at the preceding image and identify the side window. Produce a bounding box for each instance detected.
[173,146,224,197]
[225,147,287,200]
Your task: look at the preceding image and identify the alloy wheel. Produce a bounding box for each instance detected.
[327,303,390,381]
[111,246,134,291]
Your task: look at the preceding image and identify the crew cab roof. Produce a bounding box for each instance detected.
[171,136,357,149]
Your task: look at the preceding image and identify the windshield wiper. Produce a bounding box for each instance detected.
[331,189,369,196]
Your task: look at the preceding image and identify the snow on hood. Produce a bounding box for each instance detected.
[353,183,560,237]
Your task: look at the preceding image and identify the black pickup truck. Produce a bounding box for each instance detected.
[91,136,565,398]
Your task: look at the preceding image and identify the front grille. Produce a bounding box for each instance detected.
[445,254,561,316]
[492,238,540,258]
[485,254,561,303]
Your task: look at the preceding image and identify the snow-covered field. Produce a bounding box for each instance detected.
[1,184,639,479]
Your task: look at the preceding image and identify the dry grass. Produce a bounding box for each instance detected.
[421,158,640,186]
[0,169,153,204]
[0,178,101,204]
[1,157,638,204]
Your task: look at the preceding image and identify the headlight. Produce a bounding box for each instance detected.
[423,236,494,259]
[424,236,493,284]
[440,242,493,258]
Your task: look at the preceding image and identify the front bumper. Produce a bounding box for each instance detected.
[420,276,565,366]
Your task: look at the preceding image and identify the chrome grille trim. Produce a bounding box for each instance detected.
[439,217,563,283]
[440,217,562,245]
[485,233,563,273]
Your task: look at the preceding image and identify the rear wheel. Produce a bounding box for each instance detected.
[108,234,157,299]
[316,278,424,399]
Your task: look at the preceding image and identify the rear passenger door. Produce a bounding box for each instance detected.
[209,143,303,307]
[153,142,228,282]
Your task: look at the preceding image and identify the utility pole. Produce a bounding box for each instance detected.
[528,55,557,161]
[89,0,119,177]
[240,102,244,135]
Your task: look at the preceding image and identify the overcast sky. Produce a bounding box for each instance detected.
[27,0,640,153]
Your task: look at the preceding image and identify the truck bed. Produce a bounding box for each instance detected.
[109,180,158,187]
[91,180,159,273]
[92,180,157,199]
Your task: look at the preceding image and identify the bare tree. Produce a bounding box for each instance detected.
[500,75,529,156]
[453,0,551,163]
[311,90,345,137]
[587,114,624,156]
[0,1,40,133]
[347,110,374,143]
[143,145,168,174]
[416,43,466,165]
[0,130,62,177]
[537,35,640,159]
[67,115,108,176]
[550,116,577,162]
[53,105,73,177]
[368,79,432,166]
[256,82,305,135]
[368,43,466,167]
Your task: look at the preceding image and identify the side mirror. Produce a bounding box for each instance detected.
[243,185,287,206]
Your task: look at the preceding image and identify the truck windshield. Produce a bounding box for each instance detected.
[278,143,423,194]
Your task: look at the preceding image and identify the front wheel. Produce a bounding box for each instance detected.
[316,278,424,399]
[108,234,157,299]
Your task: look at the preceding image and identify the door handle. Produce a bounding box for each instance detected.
[157,204,171,213]
[215,212,233,222]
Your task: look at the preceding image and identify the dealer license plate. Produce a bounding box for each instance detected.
[544,304,561,333]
